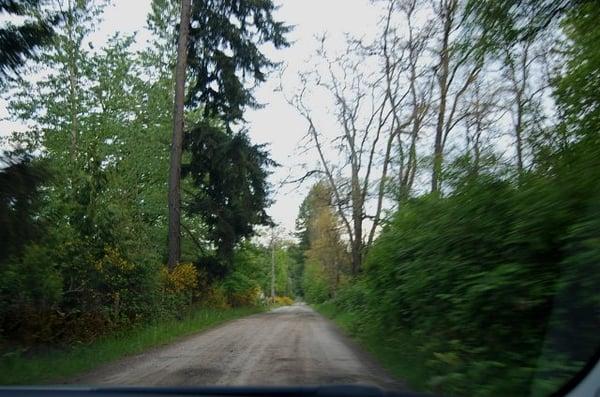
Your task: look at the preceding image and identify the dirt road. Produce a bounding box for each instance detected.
[71,304,403,390]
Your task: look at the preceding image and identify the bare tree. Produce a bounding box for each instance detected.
[379,0,434,203]
[463,73,505,173]
[286,32,413,273]
[430,0,482,193]
[502,39,548,174]
[285,0,438,272]
[167,0,191,268]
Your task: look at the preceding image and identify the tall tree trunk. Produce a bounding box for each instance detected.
[515,101,524,173]
[432,23,450,194]
[351,167,362,274]
[432,0,456,194]
[167,0,191,268]
[400,128,418,203]
[505,41,532,177]
[515,46,528,175]
[66,0,78,159]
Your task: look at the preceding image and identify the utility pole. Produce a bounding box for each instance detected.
[271,230,275,299]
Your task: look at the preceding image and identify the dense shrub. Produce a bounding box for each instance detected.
[0,252,266,349]
[220,265,263,307]
[201,285,231,309]
[302,260,330,303]
[325,138,600,396]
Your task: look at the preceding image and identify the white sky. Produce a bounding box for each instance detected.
[95,0,382,234]
[0,0,382,234]
[0,0,383,234]
[1,0,532,235]
[245,0,380,233]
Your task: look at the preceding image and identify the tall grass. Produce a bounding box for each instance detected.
[0,306,265,385]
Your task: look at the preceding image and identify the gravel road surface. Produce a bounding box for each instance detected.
[71,303,403,390]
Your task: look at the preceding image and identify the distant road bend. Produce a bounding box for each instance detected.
[71,303,403,390]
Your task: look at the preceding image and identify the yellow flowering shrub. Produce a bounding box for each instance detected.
[273,296,294,306]
[203,285,231,309]
[94,247,135,274]
[228,286,262,307]
[160,263,199,293]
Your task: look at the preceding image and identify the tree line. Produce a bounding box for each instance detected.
[292,0,599,396]
[0,0,291,347]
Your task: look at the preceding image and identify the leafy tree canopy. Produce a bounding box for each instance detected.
[554,2,600,137]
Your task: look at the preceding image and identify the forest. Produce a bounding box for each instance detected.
[0,0,295,348]
[0,0,599,396]
[287,0,599,395]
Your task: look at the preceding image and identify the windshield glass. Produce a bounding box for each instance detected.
[0,1,599,396]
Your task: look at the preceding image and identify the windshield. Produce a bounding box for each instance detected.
[0,1,599,396]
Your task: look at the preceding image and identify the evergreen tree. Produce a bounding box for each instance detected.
[0,0,58,80]
[167,0,290,267]
[186,0,290,124]
[184,120,275,274]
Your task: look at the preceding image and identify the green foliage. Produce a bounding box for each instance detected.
[273,247,294,297]
[221,271,261,307]
[1,0,598,393]
[229,241,296,301]
[287,244,305,298]
[178,0,289,274]
[184,122,276,269]
[315,301,430,391]
[297,181,349,303]
[295,181,332,250]
[302,260,330,304]
[0,0,57,80]
[0,20,181,344]
[320,139,599,396]
[220,246,264,307]
[0,154,46,264]
[186,0,290,124]
[554,2,600,137]
[465,0,574,45]
[0,0,278,352]
[313,6,600,394]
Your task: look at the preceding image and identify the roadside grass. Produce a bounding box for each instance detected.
[0,306,266,385]
[314,302,430,392]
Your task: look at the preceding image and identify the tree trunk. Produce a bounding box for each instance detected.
[351,165,363,274]
[66,0,78,159]
[271,234,276,298]
[432,41,449,193]
[167,0,191,268]
[515,102,524,173]
[432,0,454,194]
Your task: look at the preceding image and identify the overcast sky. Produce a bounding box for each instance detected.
[244,1,380,233]
[0,0,384,234]
[99,0,383,233]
